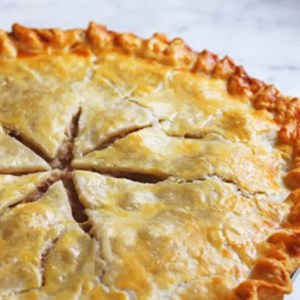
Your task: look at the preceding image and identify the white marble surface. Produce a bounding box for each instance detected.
[0,0,299,298]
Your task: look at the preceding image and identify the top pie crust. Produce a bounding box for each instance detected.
[0,23,299,299]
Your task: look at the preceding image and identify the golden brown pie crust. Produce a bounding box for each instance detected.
[0,23,299,300]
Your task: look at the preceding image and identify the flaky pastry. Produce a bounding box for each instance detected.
[0,23,299,299]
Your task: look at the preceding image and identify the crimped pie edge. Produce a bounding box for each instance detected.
[0,22,300,300]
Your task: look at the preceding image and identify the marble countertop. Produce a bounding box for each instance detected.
[0,0,299,298]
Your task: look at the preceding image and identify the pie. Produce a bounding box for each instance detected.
[0,22,299,300]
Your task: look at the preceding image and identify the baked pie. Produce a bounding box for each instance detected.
[0,23,299,300]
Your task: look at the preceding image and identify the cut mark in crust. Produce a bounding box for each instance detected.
[73,166,169,184]
[1,108,82,173]
[84,124,153,155]
[40,237,59,288]
[3,172,61,214]
[75,170,281,199]
[96,171,167,184]
[1,170,90,233]
[73,164,281,197]
[62,171,89,224]
[17,174,60,204]
[50,108,81,170]
[2,124,50,165]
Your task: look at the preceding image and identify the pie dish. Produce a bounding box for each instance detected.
[0,22,299,300]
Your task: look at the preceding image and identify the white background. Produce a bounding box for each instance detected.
[0,0,299,298]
